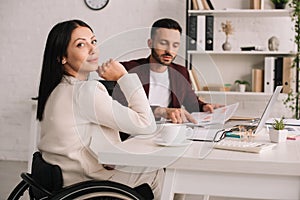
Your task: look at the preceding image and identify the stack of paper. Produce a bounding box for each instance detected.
[191,103,239,126]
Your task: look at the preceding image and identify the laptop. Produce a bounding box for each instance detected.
[228,85,283,135]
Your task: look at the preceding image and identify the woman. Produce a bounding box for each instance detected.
[36,19,163,198]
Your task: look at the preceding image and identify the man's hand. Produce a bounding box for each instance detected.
[154,107,198,124]
[203,104,224,113]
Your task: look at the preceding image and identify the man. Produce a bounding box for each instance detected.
[121,18,216,124]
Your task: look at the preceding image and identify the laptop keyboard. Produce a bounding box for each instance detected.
[213,139,276,153]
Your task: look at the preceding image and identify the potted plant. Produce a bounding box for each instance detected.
[268,117,288,143]
[234,80,250,92]
[271,0,289,9]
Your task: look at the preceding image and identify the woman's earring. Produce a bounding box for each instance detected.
[62,59,66,65]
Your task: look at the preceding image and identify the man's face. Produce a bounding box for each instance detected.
[149,28,181,66]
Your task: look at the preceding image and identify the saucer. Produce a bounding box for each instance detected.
[153,138,192,147]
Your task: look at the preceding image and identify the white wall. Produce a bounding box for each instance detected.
[0,0,295,161]
[0,0,186,161]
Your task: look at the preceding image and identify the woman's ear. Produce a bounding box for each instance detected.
[61,57,67,65]
[57,56,67,64]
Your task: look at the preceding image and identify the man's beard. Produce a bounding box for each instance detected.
[151,49,175,66]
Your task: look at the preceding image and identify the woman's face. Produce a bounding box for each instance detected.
[63,26,99,80]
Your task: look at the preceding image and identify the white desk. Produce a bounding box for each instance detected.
[97,131,300,200]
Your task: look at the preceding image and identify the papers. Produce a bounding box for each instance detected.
[191,103,239,126]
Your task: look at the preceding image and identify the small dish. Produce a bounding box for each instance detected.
[153,138,192,147]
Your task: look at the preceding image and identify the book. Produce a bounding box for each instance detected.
[205,15,214,51]
[250,0,262,10]
[191,67,201,91]
[201,0,211,10]
[188,69,199,91]
[191,0,199,10]
[252,69,264,92]
[264,56,292,93]
[188,15,213,51]
[264,57,275,93]
[274,57,283,89]
[187,16,197,50]
[206,0,214,10]
[282,57,293,94]
[197,0,204,10]
[196,15,205,51]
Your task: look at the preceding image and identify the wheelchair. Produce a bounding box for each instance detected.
[7,152,153,200]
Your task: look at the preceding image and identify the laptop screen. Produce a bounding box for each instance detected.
[254,85,283,134]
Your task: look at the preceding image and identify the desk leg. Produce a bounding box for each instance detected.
[161,169,176,200]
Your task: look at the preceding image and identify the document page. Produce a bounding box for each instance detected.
[191,103,239,126]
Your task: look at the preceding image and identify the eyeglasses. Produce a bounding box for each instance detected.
[188,129,228,143]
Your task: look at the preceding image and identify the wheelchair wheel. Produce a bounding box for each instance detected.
[51,180,145,200]
[7,180,30,200]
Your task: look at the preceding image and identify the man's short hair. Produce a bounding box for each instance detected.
[150,18,182,39]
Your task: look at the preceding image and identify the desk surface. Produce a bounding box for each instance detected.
[98,130,300,176]
[97,128,300,200]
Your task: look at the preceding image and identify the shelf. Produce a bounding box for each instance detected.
[195,90,272,96]
[188,9,292,17]
[187,50,296,56]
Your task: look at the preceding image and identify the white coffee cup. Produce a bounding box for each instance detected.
[157,124,193,144]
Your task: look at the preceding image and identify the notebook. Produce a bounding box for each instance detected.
[228,85,283,135]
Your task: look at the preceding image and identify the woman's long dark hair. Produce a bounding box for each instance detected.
[37,19,93,121]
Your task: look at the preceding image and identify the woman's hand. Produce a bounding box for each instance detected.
[97,59,127,81]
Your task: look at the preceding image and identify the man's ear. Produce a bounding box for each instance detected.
[147,39,152,48]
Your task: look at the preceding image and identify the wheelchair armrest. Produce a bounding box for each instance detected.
[20,172,51,196]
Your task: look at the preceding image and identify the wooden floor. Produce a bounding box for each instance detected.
[0,160,27,200]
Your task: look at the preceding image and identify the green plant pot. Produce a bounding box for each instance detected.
[274,3,286,9]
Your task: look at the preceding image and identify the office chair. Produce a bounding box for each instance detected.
[8,152,154,200]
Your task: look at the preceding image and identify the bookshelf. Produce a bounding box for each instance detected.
[186,0,295,95]
[188,50,296,56]
[188,9,291,17]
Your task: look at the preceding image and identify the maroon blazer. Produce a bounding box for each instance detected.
[120,57,206,112]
